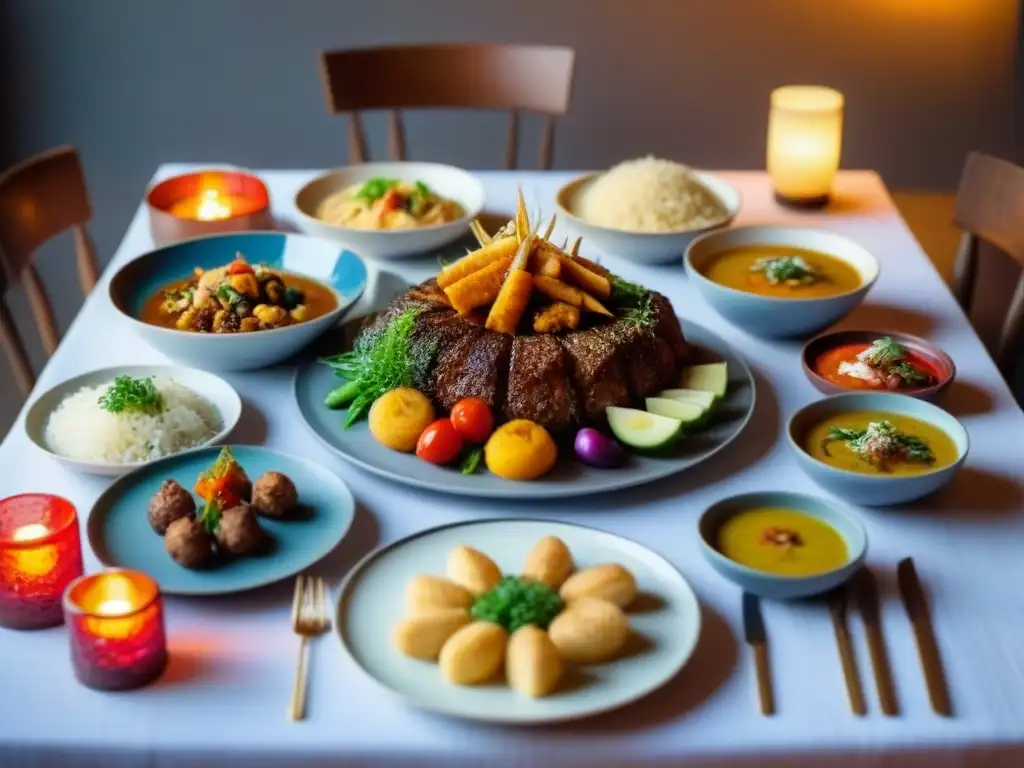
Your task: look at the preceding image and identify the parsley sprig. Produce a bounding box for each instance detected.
[750,255,820,286]
[470,575,563,632]
[825,420,934,469]
[862,337,933,387]
[98,376,164,415]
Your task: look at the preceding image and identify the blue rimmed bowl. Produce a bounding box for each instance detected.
[110,231,367,371]
[685,225,879,338]
[698,491,868,600]
[787,392,969,506]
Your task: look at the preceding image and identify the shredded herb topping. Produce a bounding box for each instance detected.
[859,337,932,387]
[470,575,563,632]
[824,420,934,470]
[355,177,398,202]
[611,276,656,330]
[751,255,820,286]
[320,306,438,427]
[98,376,164,415]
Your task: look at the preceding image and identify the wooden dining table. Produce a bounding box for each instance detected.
[1,166,1022,768]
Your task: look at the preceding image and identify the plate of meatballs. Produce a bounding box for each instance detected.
[88,445,355,595]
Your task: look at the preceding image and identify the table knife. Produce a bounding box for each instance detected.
[743,592,775,715]
[828,586,866,715]
[897,557,952,716]
[855,567,899,716]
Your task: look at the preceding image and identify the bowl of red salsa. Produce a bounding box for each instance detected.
[801,330,954,400]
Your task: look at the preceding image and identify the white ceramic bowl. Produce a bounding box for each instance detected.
[109,231,367,371]
[294,162,486,259]
[24,364,242,477]
[554,170,741,265]
[685,225,880,338]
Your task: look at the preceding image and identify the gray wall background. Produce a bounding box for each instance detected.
[1,0,1020,434]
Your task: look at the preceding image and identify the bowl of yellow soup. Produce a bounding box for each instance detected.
[698,491,867,600]
[685,225,879,337]
[788,392,968,506]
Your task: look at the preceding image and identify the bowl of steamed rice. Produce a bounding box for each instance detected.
[24,365,242,476]
[556,156,740,265]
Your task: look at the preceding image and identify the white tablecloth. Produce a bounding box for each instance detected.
[1,168,1022,768]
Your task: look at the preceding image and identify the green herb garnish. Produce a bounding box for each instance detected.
[622,294,655,330]
[861,337,933,387]
[750,255,820,286]
[216,284,245,306]
[824,420,934,470]
[98,375,164,415]
[319,306,438,427]
[610,276,649,308]
[460,446,483,475]
[355,177,399,203]
[470,575,563,633]
[408,180,432,216]
[197,498,222,534]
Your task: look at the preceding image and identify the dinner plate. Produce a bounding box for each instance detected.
[293,318,755,499]
[24,364,242,477]
[337,518,702,724]
[88,445,355,595]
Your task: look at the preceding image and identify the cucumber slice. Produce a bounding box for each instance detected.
[606,406,684,450]
[645,398,708,430]
[679,362,728,399]
[655,388,717,410]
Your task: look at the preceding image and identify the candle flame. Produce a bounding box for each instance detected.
[11,523,49,543]
[195,188,233,221]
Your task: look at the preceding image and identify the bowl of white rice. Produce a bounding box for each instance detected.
[556,156,740,265]
[24,365,242,476]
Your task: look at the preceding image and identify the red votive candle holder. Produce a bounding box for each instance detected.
[146,169,273,246]
[0,494,84,629]
[63,569,168,690]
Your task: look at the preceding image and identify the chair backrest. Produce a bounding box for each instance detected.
[318,44,576,169]
[952,151,1024,375]
[0,145,99,395]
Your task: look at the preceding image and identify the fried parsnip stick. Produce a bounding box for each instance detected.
[437,236,517,289]
[533,275,613,317]
[444,255,514,314]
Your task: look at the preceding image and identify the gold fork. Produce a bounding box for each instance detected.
[289,574,330,721]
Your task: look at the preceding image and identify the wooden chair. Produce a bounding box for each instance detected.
[0,145,100,395]
[318,44,576,169]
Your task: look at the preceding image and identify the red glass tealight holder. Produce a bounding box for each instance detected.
[146,169,273,247]
[63,569,168,690]
[0,494,84,629]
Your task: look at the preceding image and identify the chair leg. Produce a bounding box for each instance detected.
[995,272,1024,378]
[0,298,34,396]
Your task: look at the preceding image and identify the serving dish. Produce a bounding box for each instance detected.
[787,392,969,506]
[698,491,867,600]
[801,329,955,399]
[294,162,486,259]
[336,517,701,724]
[685,225,879,337]
[109,231,367,371]
[294,317,755,499]
[87,445,355,595]
[24,364,242,477]
[555,170,740,265]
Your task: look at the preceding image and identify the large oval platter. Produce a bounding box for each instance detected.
[293,317,755,499]
[88,445,355,595]
[337,518,702,724]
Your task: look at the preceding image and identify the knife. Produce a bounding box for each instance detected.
[743,592,775,715]
[828,586,866,715]
[855,567,899,716]
[897,557,952,716]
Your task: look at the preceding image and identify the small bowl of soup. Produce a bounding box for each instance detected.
[788,392,968,506]
[685,225,879,337]
[802,330,955,400]
[698,491,867,600]
[109,232,368,370]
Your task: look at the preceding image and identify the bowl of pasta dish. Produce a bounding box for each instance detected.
[294,162,485,259]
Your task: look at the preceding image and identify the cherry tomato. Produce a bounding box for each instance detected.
[227,258,253,275]
[450,398,495,443]
[416,418,464,465]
